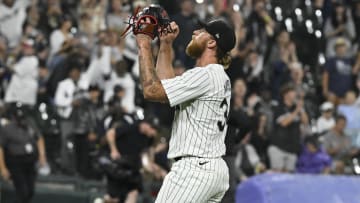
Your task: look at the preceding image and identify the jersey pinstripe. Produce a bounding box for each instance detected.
[161,64,231,159]
[155,157,229,203]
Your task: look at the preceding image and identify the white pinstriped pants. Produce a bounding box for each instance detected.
[155,157,229,203]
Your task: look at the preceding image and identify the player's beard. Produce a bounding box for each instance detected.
[186,39,206,58]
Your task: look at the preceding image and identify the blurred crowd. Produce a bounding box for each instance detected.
[1,0,360,202]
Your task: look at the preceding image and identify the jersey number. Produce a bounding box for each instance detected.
[217,98,229,132]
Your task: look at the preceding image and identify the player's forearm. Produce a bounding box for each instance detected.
[156,43,175,79]
[138,42,158,87]
[138,41,168,102]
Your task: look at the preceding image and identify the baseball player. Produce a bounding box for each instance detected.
[135,18,236,202]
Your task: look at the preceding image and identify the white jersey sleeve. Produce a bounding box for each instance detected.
[161,67,210,107]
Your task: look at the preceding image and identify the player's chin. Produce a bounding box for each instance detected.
[185,48,197,59]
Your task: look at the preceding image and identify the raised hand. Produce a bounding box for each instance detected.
[159,21,180,44]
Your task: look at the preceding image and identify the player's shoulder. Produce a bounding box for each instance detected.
[205,63,224,71]
[205,64,229,79]
[182,66,210,78]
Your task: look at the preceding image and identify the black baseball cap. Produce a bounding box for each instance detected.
[198,19,236,54]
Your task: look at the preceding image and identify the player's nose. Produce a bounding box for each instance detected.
[193,29,200,35]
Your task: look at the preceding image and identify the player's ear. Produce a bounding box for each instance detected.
[207,39,216,49]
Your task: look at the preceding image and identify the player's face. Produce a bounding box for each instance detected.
[186,29,212,58]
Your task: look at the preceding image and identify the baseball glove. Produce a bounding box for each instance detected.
[121,5,173,39]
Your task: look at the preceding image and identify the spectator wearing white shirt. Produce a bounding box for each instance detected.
[5,38,38,106]
[49,15,73,59]
[106,0,129,32]
[104,60,135,113]
[316,101,336,135]
[0,0,27,48]
[54,65,88,120]
[54,64,88,173]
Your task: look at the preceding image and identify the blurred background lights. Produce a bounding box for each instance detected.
[315,30,322,38]
[285,18,293,33]
[233,4,240,12]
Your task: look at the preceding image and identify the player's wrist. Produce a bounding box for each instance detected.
[137,40,151,49]
[136,35,152,45]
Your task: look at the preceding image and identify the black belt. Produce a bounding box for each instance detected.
[174,157,182,162]
[174,156,200,162]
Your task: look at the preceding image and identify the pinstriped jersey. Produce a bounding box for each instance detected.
[161,64,231,159]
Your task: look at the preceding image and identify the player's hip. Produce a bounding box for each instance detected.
[172,156,229,176]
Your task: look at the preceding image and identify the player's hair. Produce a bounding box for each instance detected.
[216,48,232,69]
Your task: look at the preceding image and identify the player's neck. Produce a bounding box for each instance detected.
[195,52,218,67]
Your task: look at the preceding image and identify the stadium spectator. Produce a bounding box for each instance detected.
[54,64,88,172]
[337,90,360,147]
[246,0,275,55]
[38,0,63,38]
[234,133,266,180]
[323,115,359,174]
[227,23,253,83]
[49,15,73,58]
[76,12,97,51]
[296,136,332,174]
[324,2,355,57]
[316,101,336,135]
[222,80,252,203]
[267,30,292,65]
[241,50,264,94]
[54,65,87,120]
[106,0,129,32]
[72,84,105,179]
[78,0,107,35]
[37,61,51,104]
[322,37,355,104]
[103,60,135,113]
[268,84,309,172]
[270,44,296,101]
[0,0,27,48]
[250,112,270,165]
[83,30,112,90]
[289,62,306,99]
[23,5,40,38]
[4,38,39,106]
[106,84,126,123]
[46,40,79,96]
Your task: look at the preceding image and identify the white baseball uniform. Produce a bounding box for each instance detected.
[156,64,231,203]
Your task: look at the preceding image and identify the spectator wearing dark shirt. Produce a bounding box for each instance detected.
[245,0,275,55]
[268,84,309,172]
[222,92,252,203]
[322,37,354,104]
[72,85,105,179]
[105,117,159,203]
